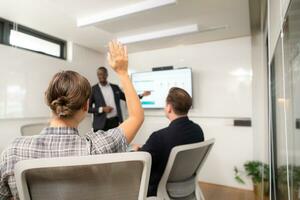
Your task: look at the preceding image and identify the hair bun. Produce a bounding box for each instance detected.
[53,96,69,106]
[45,71,91,119]
[50,96,72,118]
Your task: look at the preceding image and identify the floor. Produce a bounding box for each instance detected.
[199,182,255,200]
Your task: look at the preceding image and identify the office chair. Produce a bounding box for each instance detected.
[149,139,215,200]
[15,152,151,200]
[20,123,48,136]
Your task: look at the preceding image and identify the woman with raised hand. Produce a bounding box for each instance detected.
[0,41,144,200]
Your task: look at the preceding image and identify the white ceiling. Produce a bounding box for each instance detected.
[0,0,250,53]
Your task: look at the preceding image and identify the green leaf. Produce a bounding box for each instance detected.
[235,176,245,184]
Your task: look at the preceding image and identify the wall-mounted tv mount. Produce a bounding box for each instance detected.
[152,66,174,71]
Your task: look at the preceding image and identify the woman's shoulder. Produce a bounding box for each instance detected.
[0,136,33,168]
[85,127,128,154]
[86,127,123,140]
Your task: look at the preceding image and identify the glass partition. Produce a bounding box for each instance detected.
[270,0,300,199]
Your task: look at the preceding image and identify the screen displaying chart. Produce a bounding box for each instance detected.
[131,68,192,108]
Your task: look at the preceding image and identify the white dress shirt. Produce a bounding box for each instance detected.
[98,83,118,118]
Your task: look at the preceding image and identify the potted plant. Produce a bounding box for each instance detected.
[234,161,269,200]
[277,165,300,200]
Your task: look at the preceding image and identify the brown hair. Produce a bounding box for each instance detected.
[166,87,192,115]
[45,70,91,118]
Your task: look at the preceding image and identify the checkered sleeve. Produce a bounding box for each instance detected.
[0,150,12,199]
[88,127,128,154]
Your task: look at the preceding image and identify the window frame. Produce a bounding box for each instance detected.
[0,18,66,60]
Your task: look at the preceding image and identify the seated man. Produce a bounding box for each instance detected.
[134,87,205,197]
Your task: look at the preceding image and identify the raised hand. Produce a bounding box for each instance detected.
[107,40,128,76]
[106,40,144,143]
[103,106,113,113]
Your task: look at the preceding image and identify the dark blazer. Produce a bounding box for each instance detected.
[139,116,205,197]
[88,83,125,131]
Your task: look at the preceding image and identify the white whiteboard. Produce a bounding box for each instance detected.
[131,68,192,108]
[0,44,101,119]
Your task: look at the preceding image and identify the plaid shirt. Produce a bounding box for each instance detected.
[0,127,128,200]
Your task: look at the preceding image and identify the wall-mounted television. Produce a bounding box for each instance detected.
[131,68,192,108]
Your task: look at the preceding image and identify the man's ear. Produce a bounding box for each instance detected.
[166,103,172,114]
[83,100,89,111]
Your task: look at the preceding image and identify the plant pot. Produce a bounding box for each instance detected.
[254,182,269,200]
[277,182,300,200]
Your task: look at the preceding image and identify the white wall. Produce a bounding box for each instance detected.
[0,43,104,152]
[128,37,254,190]
[0,43,104,119]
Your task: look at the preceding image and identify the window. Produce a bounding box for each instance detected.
[9,30,61,57]
[0,18,66,59]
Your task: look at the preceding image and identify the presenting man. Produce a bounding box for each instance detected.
[89,66,150,131]
[133,87,205,196]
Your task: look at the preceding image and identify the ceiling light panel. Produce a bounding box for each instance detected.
[117,24,199,44]
[77,0,177,27]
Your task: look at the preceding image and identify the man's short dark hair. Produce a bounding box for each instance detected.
[166,87,192,115]
[97,66,108,74]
